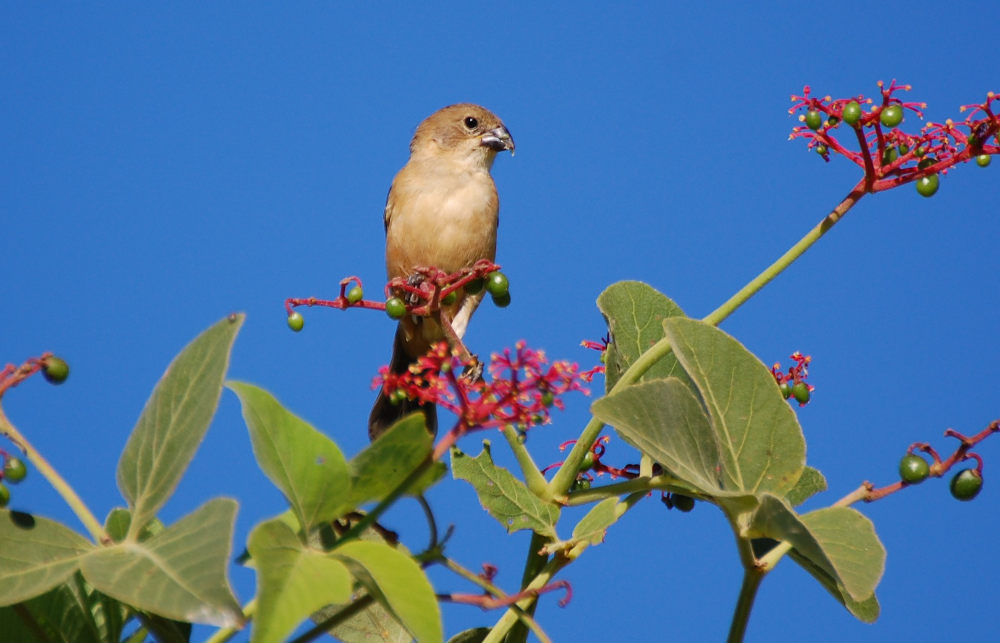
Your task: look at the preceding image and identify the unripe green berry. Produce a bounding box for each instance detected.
[791,382,811,404]
[385,297,406,319]
[540,390,555,407]
[842,101,862,126]
[0,483,9,508]
[42,356,70,384]
[672,494,695,512]
[950,468,983,501]
[916,174,940,197]
[572,478,592,492]
[491,292,511,308]
[880,105,904,128]
[579,452,595,473]
[779,382,792,399]
[286,311,304,332]
[486,271,510,297]
[815,144,828,155]
[3,457,27,484]
[441,290,458,306]
[346,285,364,304]
[804,109,823,130]
[976,154,992,168]
[898,454,930,484]
[464,278,485,295]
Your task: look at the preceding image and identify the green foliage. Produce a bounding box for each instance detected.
[117,314,243,539]
[452,442,559,537]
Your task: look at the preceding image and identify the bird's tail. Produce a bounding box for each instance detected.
[368,325,438,441]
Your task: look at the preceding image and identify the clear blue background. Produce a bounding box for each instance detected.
[4,3,999,641]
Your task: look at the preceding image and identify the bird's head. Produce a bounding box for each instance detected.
[410,103,514,167]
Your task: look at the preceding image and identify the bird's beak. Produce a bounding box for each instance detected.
[481,126,515,156]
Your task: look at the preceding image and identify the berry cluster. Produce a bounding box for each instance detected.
[859,421,999,503]
[771,352,813,406]
[0,451,27,508]
[372,341,589,459]
[790,81,998,197]
[284,260,510,332]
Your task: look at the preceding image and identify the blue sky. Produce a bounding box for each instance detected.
[4,3,999,641]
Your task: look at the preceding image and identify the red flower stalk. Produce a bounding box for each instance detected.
[371,341,590,460]
[284,260,502,318]
[789,82,998,192]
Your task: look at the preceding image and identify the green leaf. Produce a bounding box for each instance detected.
[571,497,624,546]
[787,549,881,623]
[663,317,805,497]
[334,540,442,643]
[117,314,243,538]
[592,378,724,495]
[346,413,441,508]
[451,443,558,537]
[313,597,410,643]
[0,572,129,643]
[750,495,885,607]
[448,628,490,643]
[0,510,94,605]
[597,281,688,391]
[228,381,350,530]
[785,466,827,507]
[80,498,243,628]
[248,519,353,643]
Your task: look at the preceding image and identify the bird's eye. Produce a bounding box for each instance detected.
[464,116,479,129]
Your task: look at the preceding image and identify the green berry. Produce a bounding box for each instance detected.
[3,457,27,484]
[815,144,828,155]
[286,311,304,332]
[572,478,592,492]
[485,271,510,297]
[779,382,792,399]
[976,154,992,168]
[950,468,983,501]
[0,483,8,507]
[914,146,927,157]
[464,278,484,295]
[385,297,406,319]
[916,174,939,197]
[880,105,904,128]
[440,290,458,306]
[826,115,840,127]
[918,156,937,169]
[491,292,511,308]
[42,356,70,384]
[791,382,811,404]
[580,452,595,472]
[842,101,862,126]
[540,390,555,407]
[898,454,930,484]
[346,285,364,304]
[804,109,823,130]
[671,494,695,512]
[882,146,898,164]
[899,143,910,155]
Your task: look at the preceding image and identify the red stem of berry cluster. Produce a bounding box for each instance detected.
[790,82,999,193]
[850,420,999,503]
[284,260,501,317]
[0,353,54,398]
[445,580,571,610]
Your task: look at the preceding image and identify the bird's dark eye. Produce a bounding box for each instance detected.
[464,116,479,129]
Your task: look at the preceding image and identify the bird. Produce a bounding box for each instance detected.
[368,104,515,441]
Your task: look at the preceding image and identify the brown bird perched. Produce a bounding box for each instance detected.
[368,104,515,441]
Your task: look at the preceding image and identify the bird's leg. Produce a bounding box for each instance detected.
[436,309,483,383]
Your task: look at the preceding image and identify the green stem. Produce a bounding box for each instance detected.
[0,405,106,543]
[501,425,550,500]
[202,599,256,643]
[727,567,765,643]
[504,531,550,643]
[704,181,865,327]
[336,455,433,544]
[484,545,579,643]
[550,181,867,499]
